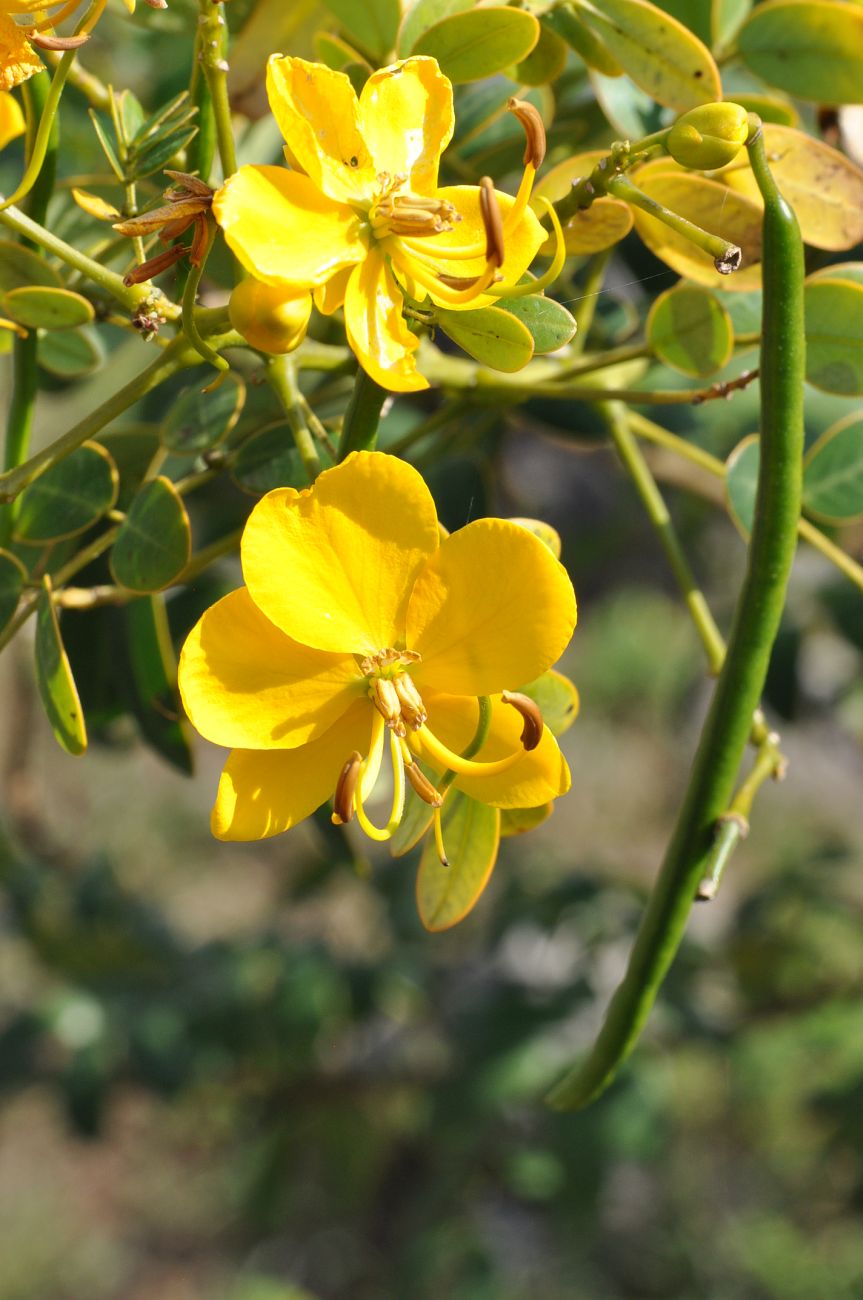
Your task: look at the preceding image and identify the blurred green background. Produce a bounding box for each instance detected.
[2,1,863,1297]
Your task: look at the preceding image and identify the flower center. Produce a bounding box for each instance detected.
[369,172,459,239]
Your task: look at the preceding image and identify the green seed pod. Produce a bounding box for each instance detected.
[666,102,750,171]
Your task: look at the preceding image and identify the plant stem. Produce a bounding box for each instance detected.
[548,122,805,1110]
[337,367,388,460]
[696,734,785,900]
[606,174,742,272]
[598,401,726,674]
[266,353,322,482]
[197,0,237,180]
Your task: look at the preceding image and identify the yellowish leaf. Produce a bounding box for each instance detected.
[71,187,121,222]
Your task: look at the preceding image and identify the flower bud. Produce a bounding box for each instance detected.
[666,102,749,171]
[228,278,313,355]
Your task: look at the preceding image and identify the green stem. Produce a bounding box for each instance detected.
[198,0,237,179]
[598,401,726,675]
[181,218,229,371]
[548,121,805,1110]
[0,203,180,319]
[0,336,194,504]
[337,367,388,460]
[266,353,323,482]
[1,73,57,546]
[606,174,742,273]
[188,14,217,184]
[696,735,784,901]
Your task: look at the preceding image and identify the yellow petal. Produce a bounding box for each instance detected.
[313,263,353,315]
[241,450,441,656]
[266,55,375,205]
[415,692,571,808]
[213,164,366,289]
[402,184,546,312]
[357,57,454,197]
[0,87,24,148]
[343,246,428,392]
[212,700,371,841]
[0,13,42,91]
[408,518,576,697]
[178,587,364,750]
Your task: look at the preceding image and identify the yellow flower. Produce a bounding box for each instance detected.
[179,452,577,867]
[0,87,24,147]
[212,56,549,392]
[0,0,164,91]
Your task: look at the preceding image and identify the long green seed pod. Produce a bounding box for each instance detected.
[548,118,805,1110]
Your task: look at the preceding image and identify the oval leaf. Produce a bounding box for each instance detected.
[398,0,474,56]
[498,296,577,355]
[15,442,118,543]
[647,284,734,377]
[110,477,191,592]
[500,803,552,837]
[35,578,87,756]
[725,433,760,538]
[323,0,400,61]
[514,21,568,85]
[629,166,762,290]
[803,413,863,524]
[230,425,324,495]
[416,792,500,931]
[161,371,245,456]
[572,0,721,109]
[738,0,863,104]
[805,278,863,396]
[436,304,535,371]
[412,7,540,83]
[535,152,636,255]
[0,239,62,293]
[543,3,623,75]
[0,547,26,635]
[38,325,105,378]
[723,125,863,253]
[517,668,581,737]
[2,286,94,331]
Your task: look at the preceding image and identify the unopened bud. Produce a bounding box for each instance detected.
[228,278,312,356]
[507,97,546,169]
[332,752,362,825]
[406,762,443,807]
[666,102,749,171]
[479,176,505,268]
[501,690,544,751]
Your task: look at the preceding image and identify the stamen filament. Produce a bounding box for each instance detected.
[402,234,488,262]
[488,197,566,300]
[354,729,406,842]
[503,163,536,234]
[398,252,499,307]
[360,710,386,802]
[433,805,449,867]
[411,723,523,777]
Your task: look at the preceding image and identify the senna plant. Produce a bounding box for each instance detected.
[1,0,862,1112]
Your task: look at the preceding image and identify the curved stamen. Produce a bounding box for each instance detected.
[354,729,407,842]
[433,806,449,867]
[486,197,566,300]
[410,723,524,777]
[359,710,386,802]
[397,251,499,307]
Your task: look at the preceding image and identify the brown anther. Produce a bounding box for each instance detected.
[507,97,546,169]
[501,690,544,751]
[479,176,505,268]
[393,675,427,730]
[370,677,406,736]
[332,751,362,825]
[436,272,485,290]
[406,762,443,808]
[28,31,89,49]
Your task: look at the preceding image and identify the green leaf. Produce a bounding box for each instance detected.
[88,108,124,181]
[436,305,535,371]
[398,0,473,55]
[725,433,759,537]
[35,578,87,756]
[808,263,863,290]
[500,803,552,837]
[589,68,666,139]
[110,477,191,593]
[572,0,721,109]
[498,295,577,355]
[230,425,323,495]
[0,548,26,635]
[116,88,145,143]
[125,595,194,774]
[412,7,540,83]
[803,413,863,524]
[542,4,624,75]
[647,284,734,377]
[514,21,568,85]
[14,442,118,543]
[0,240,62,293]
[517,668,581,738]
[95,426,161,510]
[161,372,245,456]
[2,286,94,331]
[314,31,372,73]
[323,0,401,60]
[805,278,863,396]
[416,792,500,931]
[38,325,105,379]
[738,0,863,104]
